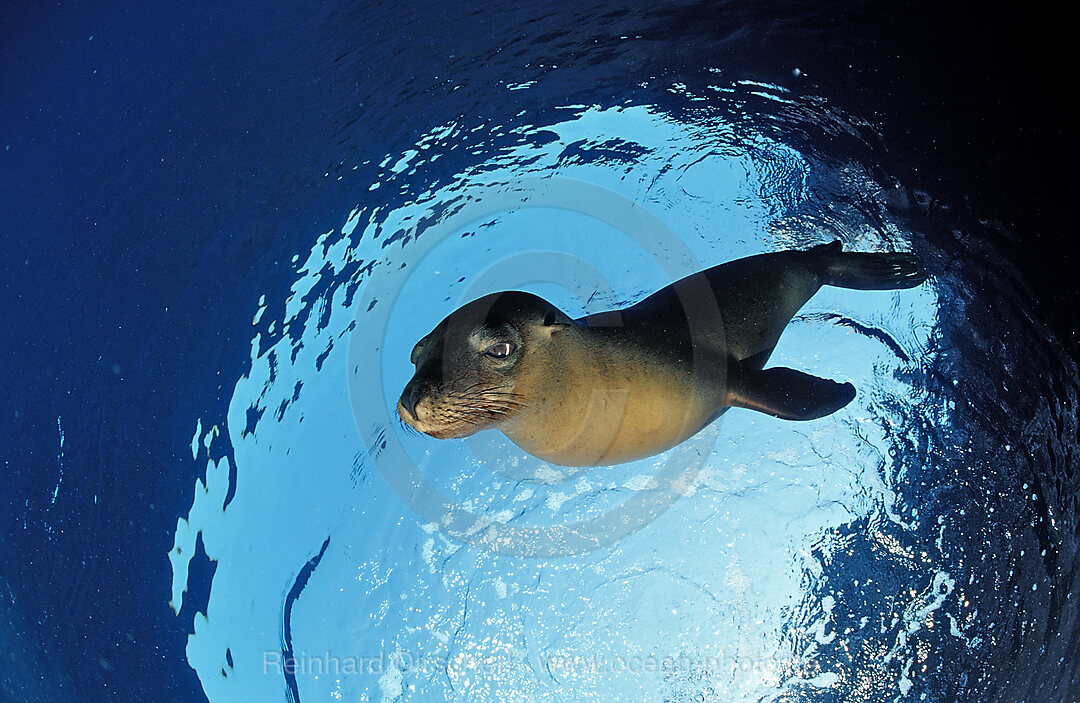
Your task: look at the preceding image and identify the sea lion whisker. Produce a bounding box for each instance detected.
[455,381,514,397]
[485,397,550,418]
[458,392,527,406]
[461,396,523,410]
[469,405,513,416]
[455,388,520,401]
[443,405,507,420]
[469,391,525,401]
[442,397,505,410]
[396,415,423,437]
[438,407,481,420]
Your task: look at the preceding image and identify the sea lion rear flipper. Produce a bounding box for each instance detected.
[814,241,927,290]
[726,366,856,420]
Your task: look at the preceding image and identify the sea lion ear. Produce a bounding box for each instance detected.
[541,306,573,335]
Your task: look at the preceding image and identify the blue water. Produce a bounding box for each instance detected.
[2,2,1077,702]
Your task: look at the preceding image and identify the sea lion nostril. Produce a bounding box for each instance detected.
[400,384,422,421]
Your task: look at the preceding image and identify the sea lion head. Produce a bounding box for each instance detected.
[398,291,573,439]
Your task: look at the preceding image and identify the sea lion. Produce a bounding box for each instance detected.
[398,241,926,467]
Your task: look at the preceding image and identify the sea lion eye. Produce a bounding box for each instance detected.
[483,342,514,359]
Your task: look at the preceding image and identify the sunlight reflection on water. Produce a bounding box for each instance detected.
[171,98,951,702]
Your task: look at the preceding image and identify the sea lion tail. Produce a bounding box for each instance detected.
[813,241,927,290]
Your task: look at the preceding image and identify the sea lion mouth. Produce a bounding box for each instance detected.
[396,384,525,439]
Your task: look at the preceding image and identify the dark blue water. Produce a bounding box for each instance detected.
[2,2,1076,701]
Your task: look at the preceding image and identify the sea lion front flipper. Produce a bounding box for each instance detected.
[726,366,856,421]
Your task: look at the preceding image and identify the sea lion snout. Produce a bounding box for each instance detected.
[398,353,444,424]
[398,380,425,421]
[396,373,517,439]
[398,366,446,430]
